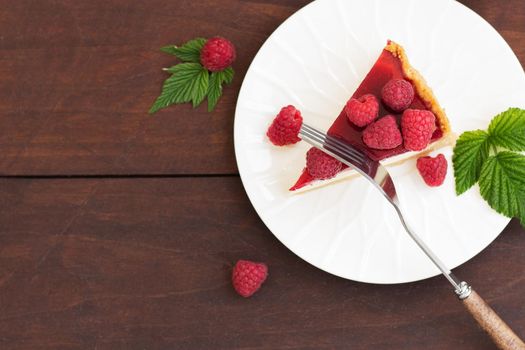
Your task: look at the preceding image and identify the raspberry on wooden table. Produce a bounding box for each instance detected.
[200,37,236,72]
[232,260,268,298]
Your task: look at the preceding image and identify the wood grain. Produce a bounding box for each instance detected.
[0,0,523,175]
[0,0,310,176]
[1,178,524,350]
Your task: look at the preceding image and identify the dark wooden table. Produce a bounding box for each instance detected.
[1,1,524,349]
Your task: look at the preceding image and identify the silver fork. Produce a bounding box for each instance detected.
[299,123,525,350]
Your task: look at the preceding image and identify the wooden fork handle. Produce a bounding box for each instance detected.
[463,290,525,350]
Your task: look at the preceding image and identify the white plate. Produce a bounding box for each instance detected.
[234,0,525,283]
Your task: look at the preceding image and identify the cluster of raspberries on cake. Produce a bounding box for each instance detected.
[266,78,447,187]
[346,78,436,152]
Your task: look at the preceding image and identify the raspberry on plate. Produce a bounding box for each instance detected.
[345,94,379,127]
[381,78,414,112]
[267,105,303,146]
[401,109,436,151]
[362,115,402,150]
[416,154,447,187]
[232,260,268,298]
[200,37,236,72]
[306,147,342,180]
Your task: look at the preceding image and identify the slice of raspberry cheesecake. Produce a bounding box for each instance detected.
[283,40,455,192]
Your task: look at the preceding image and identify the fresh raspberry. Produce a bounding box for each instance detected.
[200,37,236,72]
[306,147,342,180]
[417,154,448,187]
[381,79,415,112]
[345,94,379,127]
[362,115,402,150]
[266,105,303,146]
[232,260,268,298]
[401,109,436,151]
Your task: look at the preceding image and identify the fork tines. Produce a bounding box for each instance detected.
[299,123,366,166]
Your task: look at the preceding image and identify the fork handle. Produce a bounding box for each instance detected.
[463,290,525,350]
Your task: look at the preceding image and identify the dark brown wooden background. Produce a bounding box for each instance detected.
[0,1,524,349]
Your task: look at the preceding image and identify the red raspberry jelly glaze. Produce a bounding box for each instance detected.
[291,47,444,191]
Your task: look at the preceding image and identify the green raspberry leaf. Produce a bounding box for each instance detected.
[222,67,235,84]
[478,151,525,220]
[160,46,179,56]
[207,71,223,112]
[206,68,235,112]
[519,200,525,229]
[149,63,206,114]
[164,62,202,75]
[487,108,525,151]
[452,130,491,195]
[160,38,206,63]
[192,69,209,108]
